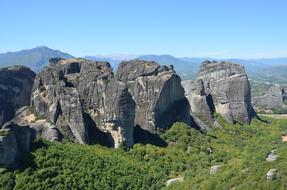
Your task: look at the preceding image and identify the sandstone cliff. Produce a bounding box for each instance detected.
[0,66,35,127]
[182,61,255,127]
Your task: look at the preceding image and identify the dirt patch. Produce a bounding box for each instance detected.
[259,114,287,119]
[24,113,36,123]
[282,135,287,142]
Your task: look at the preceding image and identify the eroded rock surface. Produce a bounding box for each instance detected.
[252,85,287,109]
[115,60,191,134]
[29,58,190,147]
[0,66,35,127]
[183,61,255,127]
[0,121,32,168]
[31,58,113,144]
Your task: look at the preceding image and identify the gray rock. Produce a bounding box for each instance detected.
[31,58,114,145]
[266,169,278,181]
[0,121,32,168]
[0,66,35,127]
[210,165,221,175]
[266,149,279,162]
[116,60,191,133]
[104,81,135,148]
[14,106,61,142]
[29,58,191,147]
[166,177,184,186]
[183,61,255,127]
[252,85,286,109]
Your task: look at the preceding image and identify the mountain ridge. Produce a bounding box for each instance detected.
[1,46,287,82]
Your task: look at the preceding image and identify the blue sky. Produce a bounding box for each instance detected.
[0,0,286,58]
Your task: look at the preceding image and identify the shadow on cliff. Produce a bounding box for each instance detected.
[134,126,168,147]
[19,140,48,170]
[84,113,115,148]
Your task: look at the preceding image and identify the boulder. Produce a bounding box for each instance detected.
[0,66,35,127]
[0,121,32,168]
[266,169,278,181]
[266,149,279,162]
[210,165,221,175]
[183,61,256,127]
[166,177,184,186]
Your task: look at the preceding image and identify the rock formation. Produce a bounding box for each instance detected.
[0,121,32,168]
[182,61,255,127]
[14,106,61,141]
[30,58,114,145]
[29,58,190,148]
[114,60,191,133]
[252,85,287,109]
[0,66,35,127]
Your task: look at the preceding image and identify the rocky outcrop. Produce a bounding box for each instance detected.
[252,85,287,109]
[31,58,113,145]
[0,66,35,127]
[0,121,32,168]
[182,61,255,127]
[114,60,191,133]
[14,106,61,141]
[29,58,190,148]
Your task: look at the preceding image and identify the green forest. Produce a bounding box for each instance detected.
[1,116,287,190]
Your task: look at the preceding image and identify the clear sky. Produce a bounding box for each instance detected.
[0,0,286,58]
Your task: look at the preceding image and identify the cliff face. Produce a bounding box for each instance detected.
[252,85,287,109]
[114,60,191,133]
[30,58,113,145]
[0,122,32,168]
[182,61,255,127]
[29,58,190,148]
[0,66,35,127]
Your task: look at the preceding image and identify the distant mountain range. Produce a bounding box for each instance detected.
[0,46,73,71]
[1,46,287,83]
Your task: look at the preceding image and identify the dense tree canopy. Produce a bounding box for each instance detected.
[1,116,287,190]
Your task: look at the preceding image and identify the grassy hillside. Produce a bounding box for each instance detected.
[1,116,287,190]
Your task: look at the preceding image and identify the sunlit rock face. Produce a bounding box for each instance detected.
[183,61,256,127]
[30,58,191,148]
[115,60,191,134]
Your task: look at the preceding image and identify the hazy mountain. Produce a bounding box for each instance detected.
[137,55,201,80]
[1,46,287,83]
[85,54,287,82]
[0,46,73,71]
[83,54,137,69]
